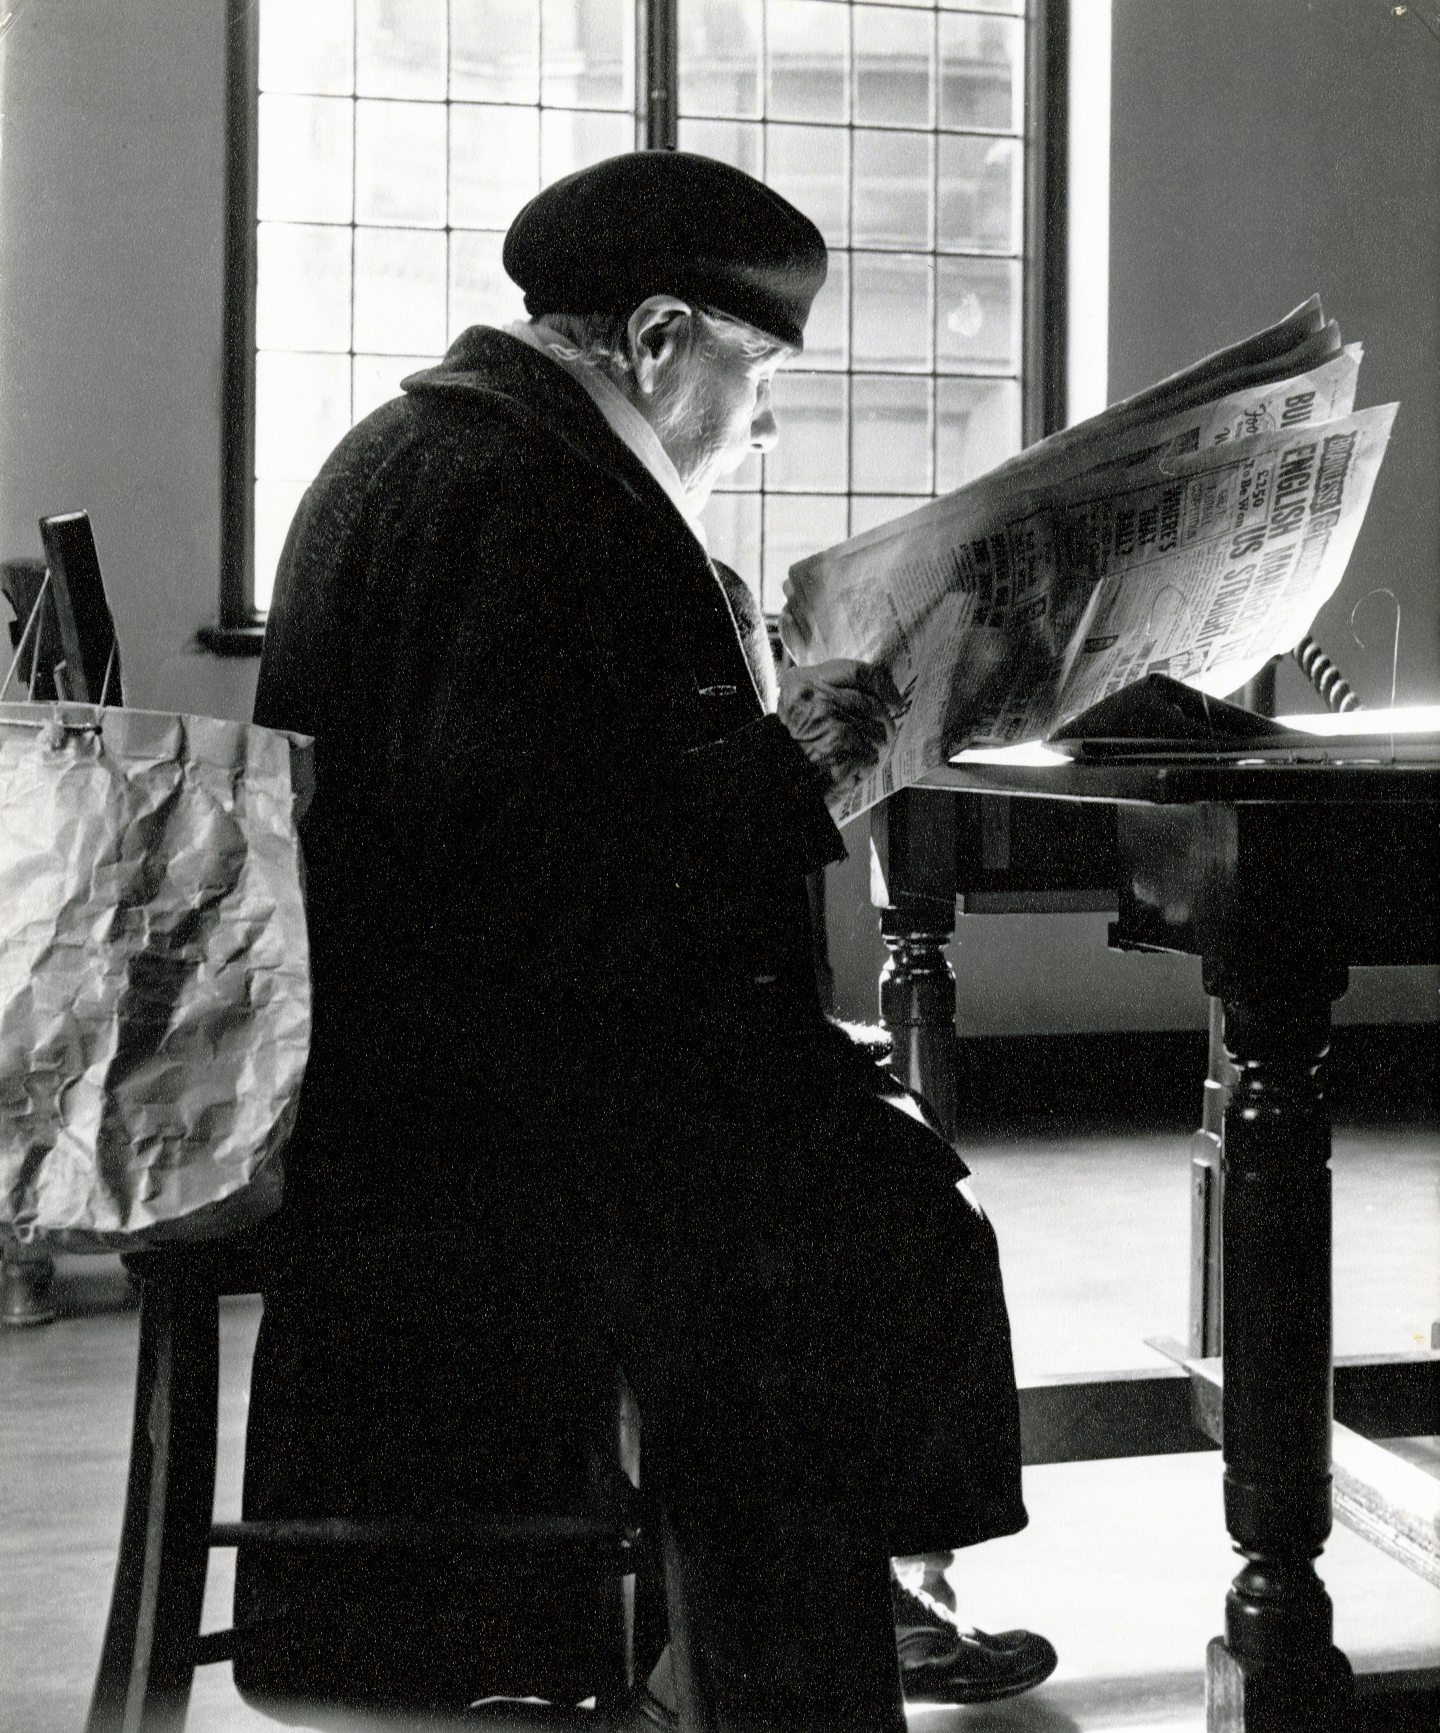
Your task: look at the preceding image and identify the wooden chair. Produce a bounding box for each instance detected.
[20,510,655,1729]
[85,1229,651,1733]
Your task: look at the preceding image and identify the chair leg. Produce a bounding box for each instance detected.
[86,1269,220,1733]
[591,1573,636,1713]
[591,1368,641,1712]
[1,1240,57,1326]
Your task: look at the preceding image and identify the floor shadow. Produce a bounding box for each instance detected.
[908,1667,1205,1730]
[907,1693,1084,1732]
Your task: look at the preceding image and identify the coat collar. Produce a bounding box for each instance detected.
[402,327,767,709]
[501,321,710,553]
[403,326,664,522]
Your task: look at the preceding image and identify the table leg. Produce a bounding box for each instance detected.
[1202,958,1355,1733]
[879,902,960,1142]
[1188,996,1229,1357]
[871,791,962,1142]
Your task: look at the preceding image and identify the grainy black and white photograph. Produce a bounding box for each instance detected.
[1,3,1437,1731]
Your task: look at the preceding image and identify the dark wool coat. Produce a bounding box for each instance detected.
[238,329,1024,1715]
[253,329,849,1226]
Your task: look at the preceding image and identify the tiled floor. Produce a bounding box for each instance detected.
[3,1087,1437,1731]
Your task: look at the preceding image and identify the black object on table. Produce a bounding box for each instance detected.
[37,509,123,705]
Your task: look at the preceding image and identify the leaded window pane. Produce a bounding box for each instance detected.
[852,128,935,249]
[255,351,352,480]
[935,254,1021,374]
[767,1,851,124]
[259,0,353,96]
[450,0,541,103]
[450,105,540,230]
[352,227,448,355]
[678,116,765,178]
[540,108,635,185]
[355,0,446,99]
[450,230,529,329]
[804,253,851,372]
[938,132,1022,253]
[853,252,934,372]
[768,122,850,248]
[763,494,849,611]
[939,9,1023,133]
[767,372,850,494]
[936,375,1022,491]
[680,0,764,119]
[852,374,934,495]
[854,4,935,129]
[257,95,353,224]
[254,479,311,610]
[256,223,352,352]
[352,353,440,424]
[541,0,635,111]
[355,100,447,229]
[703,493,764,585]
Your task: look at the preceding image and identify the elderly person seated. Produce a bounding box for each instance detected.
[240,151,1055,1731]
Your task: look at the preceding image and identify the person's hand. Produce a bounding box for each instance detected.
[777,658,906,793]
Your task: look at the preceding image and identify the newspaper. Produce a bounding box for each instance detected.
[779,299,1398,822]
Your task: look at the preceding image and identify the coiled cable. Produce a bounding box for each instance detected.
[1292,635,1360,712]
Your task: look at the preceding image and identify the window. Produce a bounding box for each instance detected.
[218,0,1065,635]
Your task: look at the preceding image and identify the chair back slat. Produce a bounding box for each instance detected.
[38,511,123,705]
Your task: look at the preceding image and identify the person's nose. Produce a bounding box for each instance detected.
[750,392,779,453]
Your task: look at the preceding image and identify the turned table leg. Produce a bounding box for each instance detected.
[1188,996,1230,1358]
[879,902,960,1142]
[871,790,962,1143]
[1203,957,1355,1733]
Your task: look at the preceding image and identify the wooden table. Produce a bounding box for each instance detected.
[870,752,1440,1732]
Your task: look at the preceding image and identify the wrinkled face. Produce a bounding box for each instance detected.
[651,321,793,508]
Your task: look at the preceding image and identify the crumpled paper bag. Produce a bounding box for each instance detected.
[0,703,313,1250]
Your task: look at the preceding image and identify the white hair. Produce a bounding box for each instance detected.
[535,305,786,378]
[534,304,785,448]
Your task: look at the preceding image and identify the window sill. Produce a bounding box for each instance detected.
[197,624,265,657]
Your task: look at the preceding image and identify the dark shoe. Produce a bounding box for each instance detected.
[891,1577,1057,1705]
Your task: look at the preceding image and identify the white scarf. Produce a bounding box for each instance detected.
[504,319,769,709]
[504,320,710,553]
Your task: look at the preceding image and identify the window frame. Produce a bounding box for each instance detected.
[207,0,1068,649]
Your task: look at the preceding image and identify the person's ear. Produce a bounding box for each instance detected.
[627,296,694,396]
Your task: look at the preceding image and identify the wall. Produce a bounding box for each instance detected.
[1108,0,1440,714]
[827,0,1440,1032]
[0,0,256,723]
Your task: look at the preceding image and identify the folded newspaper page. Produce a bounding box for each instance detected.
[779,299,1398,822]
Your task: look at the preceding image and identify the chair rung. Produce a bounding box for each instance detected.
[210,1516,641,1555]
[193,1627,239,1666]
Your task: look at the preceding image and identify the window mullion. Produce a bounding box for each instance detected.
[641,0,679,149]
[1024,0,1068,443]
[221,0,261,627]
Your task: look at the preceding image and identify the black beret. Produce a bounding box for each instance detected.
[503,151,828,351]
